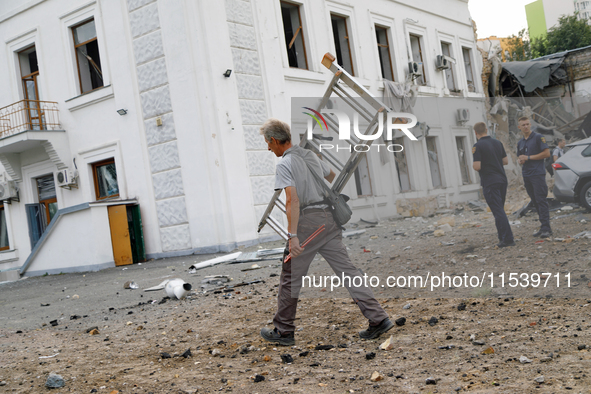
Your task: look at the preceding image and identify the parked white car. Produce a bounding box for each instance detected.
[552,137,591,210]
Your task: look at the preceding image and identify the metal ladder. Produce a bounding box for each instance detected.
[257,53,396,239]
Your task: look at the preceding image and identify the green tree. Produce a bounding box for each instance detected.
[534,14,591,56]
[504,28,532,61]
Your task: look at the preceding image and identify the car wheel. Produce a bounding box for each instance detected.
[580,181,591,211]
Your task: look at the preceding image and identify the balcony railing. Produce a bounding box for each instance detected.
[0,100,61,138]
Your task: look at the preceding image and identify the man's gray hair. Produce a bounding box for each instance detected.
[260,118,291,144]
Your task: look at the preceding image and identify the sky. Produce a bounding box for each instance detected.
[468,0,533,39]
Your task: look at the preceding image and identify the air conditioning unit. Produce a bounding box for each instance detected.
[0,181,18,200]
[56,169,78,188]
[408,61,422,76]
[457,108,470,123]
[436,55,450,70]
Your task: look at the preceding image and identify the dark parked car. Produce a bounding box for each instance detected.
[552,137,591,210]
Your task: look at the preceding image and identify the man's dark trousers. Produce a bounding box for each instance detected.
[523,174,551,232]
[483,182,514,243]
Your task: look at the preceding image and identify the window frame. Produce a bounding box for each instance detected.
[425,136,445,189]
[0,205,9,251]
[462,46,476,93]
[409,34,427,85]
[393,137,412,192]
[330,13,355,76]
[71,18,104,95]
[455,136,472,185]
[92,158,120,201]
[280,1,309,70]
[440,41,459,93]
[375,24,395,81]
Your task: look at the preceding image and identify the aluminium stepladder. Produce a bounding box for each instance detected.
[257,53,401,239]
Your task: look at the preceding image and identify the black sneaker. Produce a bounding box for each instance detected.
[497,241,516,248]
[359,318,394,340]
[260,327,295,346]
[533,229,542,237]
[540,231,553,239]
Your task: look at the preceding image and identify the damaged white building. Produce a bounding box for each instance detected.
[0,0,486,281]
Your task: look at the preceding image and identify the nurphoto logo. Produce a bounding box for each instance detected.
[303,107,418,153]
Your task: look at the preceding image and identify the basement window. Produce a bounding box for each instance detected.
[331,14,354,75]
[281,1,308,69]
[72,19,104,94]
[393,137,411,191]
[462,47,476,92]
[409,34,426,85]
[93,158,119,200]
[375,25,394,81]
[456,136,472,185]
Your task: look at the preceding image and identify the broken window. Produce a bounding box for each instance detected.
[72,19,103,94]
[456,136,472,185]
[426,136,443,188]
[37,174,58,225]
[93,158,119,200]
[393,137,411,191]
[462,47,476,93]
[354,155,372,196]
[281,2,308,69]
[18,45,43,130]
[441,42,457,92]
[375,25,394,81]
[331,14,354,75]
[409,34,426,85]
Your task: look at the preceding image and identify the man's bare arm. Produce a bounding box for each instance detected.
[502,157,508,165]
[285,186,303,258]
[325,169,336,183]
[473,161,481,172]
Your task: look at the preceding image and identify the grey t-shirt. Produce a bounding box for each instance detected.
[274,146,330,207]
[552,147,563,159]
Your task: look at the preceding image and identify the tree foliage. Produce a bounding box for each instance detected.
[503,14,591,61]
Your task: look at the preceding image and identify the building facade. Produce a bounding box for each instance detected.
[0,0,485,281]
[526,0,589,40]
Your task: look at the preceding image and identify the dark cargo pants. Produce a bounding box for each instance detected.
[524,174,551,233]
[273,208,389,334]
[483,182,514,243]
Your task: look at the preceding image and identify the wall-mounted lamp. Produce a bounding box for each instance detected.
[117,109,128,115]
[223,69,232,78]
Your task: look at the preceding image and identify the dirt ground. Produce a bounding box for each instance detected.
[1,196,590,394]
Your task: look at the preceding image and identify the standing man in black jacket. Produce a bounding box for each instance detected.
[472,122,515,247]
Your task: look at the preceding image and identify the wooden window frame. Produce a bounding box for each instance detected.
[280,1,309,70]
[71,18,103,95]
[375,25,394,81]
[331,14,355,76]
[92,158,119,201]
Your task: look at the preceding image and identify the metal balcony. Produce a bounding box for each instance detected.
[0,100,60,138]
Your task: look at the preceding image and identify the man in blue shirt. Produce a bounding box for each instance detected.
[516,117,552,238]
[472,122,514,247]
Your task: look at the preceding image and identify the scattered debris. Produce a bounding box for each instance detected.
[434,230,445,237]
[343,229,367,238]
[123,281,139,290]
[160,352,171,359]
[379,336,395,350]
[189,252,243,270]
[365,352,376,360]
[425,377,437,385]
[45,372,65,388]
[39,353,59,359]
[281,354,293,363]
[403,303,411,310]
[534,376,545,383]
[252,374,265,383]
[428,317,438,326]
[241,264,263,272]
[395,317,406,326]
[315,344,334,351]
[49,320,58,327]
[370,371,384,382]
[181,348,192,358]
[482,347,495,355]
[457,303,466,311]
[519,355,532,364]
